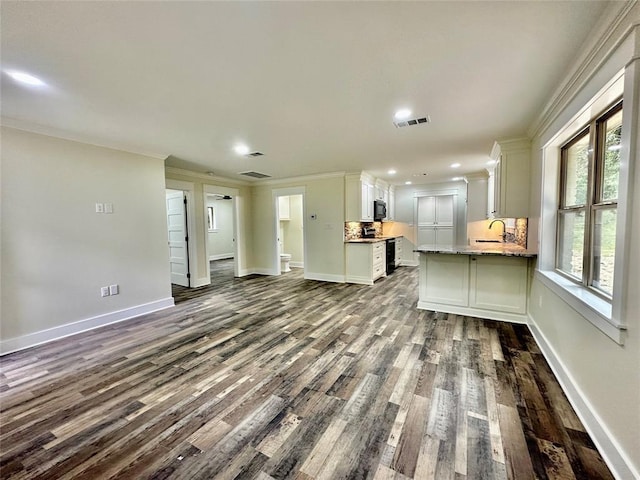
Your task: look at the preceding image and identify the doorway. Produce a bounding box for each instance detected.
[203,184,241,279]
[274,188,306,276]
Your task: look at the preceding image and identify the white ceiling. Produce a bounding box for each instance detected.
[1,1,610,185]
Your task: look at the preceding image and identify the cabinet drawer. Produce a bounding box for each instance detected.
[373,242,384,253]
[373,251,384,265]
[373,262,385,279]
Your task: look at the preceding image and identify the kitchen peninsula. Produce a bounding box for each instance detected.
[416,244,537,323]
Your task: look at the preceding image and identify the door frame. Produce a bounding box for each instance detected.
[273,187,306,276]
[203,184,241,278]
[166,179,200,287]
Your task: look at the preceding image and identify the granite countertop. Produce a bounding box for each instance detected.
[345,235,402,244]
[414,244,538,258]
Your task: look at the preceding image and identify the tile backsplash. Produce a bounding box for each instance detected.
[344,221,383,240]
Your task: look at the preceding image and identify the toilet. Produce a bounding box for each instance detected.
[280,253,292,273]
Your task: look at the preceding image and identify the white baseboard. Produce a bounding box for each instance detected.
[304,272,345,283]
[209,253,234,261]
[416,301,528,324]
[400,260,419,267]
[345,275,374,285]
[0,297,175,356]
[290,261,304,268]
[528,316,639,480]
[252,268,278,276]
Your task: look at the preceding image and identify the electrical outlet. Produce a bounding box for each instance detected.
[109,284,119,295]
[101,286,110,297]
[95,203,104,213]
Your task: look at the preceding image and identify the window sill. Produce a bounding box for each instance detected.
[535,270,626,345]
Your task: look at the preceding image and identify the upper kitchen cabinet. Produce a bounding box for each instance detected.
[489,138,531,218]
[345,173,375,222]
[464,172,489,222]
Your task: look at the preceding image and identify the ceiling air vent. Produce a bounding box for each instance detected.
[247,151,264,157]
[239,171,271,179]
[394,115,431,128]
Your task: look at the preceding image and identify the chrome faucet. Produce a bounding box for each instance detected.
[489,219,507,242]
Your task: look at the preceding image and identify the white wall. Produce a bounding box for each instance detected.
[207,196,234,260]
[1,127,173,352]
[252,176,344,282]
[527,7,640,479]
[281,194,304,266]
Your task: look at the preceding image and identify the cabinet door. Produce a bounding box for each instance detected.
[435,226,454,246]
[418,226,436,245]
[435,195,454,226]
[361,183,374,221]
[278,196,290,220]
[418,196,436,225]
[422,254,469,306]
[469,255,528,314]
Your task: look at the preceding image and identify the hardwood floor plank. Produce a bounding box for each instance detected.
[0,260,614,479]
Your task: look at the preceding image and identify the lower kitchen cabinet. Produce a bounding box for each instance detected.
[418,253,531,322]
[469,255,528,314]
[345,242,386,285]
[395,238,403,267]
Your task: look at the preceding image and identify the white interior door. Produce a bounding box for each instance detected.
[166,189,190,287]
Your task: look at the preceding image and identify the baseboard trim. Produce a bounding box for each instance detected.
[209,253,234,261]
[416,301,528,324]
[400,260,419,267]
[290,261,304,268]
[304,272,345,283]
[345,275,374,286]
[0,297,175,355]
[528,316,639,480]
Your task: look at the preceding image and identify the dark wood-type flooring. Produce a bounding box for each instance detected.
[0,260,613,479]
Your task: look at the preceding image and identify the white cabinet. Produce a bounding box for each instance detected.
[421,254,469,306]
[346,173,375,222]
[387,185,395,221]
[469,255,528,314]
[345,241,386,285]
[489,138,531,218]
[278,196,290,220]
[394,237,403,266]
[417,194,455,246]
[417,253,531,322]
[418,226,453,246]
[418,195,454,226]
[464,172,489,222]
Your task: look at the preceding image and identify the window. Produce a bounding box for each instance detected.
[557,100,622,298]
[207,205,217,231]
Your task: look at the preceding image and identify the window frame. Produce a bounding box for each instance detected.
[556,99,622,301]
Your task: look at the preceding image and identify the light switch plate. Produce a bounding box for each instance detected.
[109,284,119,295]
[104,203,113,214]
[101,286,110,297]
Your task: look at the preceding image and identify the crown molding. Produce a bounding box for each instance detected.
[164,167,250,186]
[0,116,167,160]
[527,2,638,140]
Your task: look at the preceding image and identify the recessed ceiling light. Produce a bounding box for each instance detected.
[450,163,461,168]
[5,70,46,87]
[405,181,412,185]
[388,169,397,175]
[234,144,250,155]
[394,109,412,120]
[452,177,463,181]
